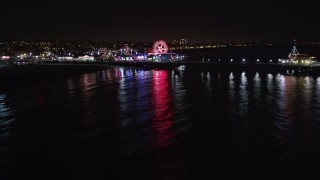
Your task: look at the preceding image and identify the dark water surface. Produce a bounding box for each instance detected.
[1,67,320,179]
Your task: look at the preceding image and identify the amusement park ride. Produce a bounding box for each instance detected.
[153,40,169,54]
[98,40,184,62]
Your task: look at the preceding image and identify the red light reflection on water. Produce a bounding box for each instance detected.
[152,70,175,149]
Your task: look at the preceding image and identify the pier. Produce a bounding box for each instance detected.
[40,60,320,75]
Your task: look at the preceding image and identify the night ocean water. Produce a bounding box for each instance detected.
[1,66,320,179]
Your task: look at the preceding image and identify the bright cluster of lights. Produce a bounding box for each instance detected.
[281,59,313,64]
[1,56,10,60]
[153,40,169,54]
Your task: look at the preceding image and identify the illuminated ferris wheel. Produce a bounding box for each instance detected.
[153,40,168,54]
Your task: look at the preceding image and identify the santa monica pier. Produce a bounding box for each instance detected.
[1,39,320,75]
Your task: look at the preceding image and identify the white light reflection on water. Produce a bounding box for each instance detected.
[201,72,212,98]
[0,94,9,117]
[315,77,320,119]
[301,76,313,116]
[317,77,320,91]
[228,72,235,110]
[266,74,276,110]
[0,93,14,138]
[228,72,237,118]
[275,75,298,129]
[317,77,320,103]
[171,70,188,126]
[275,74,290,132]
[117,68,131,127]
[239,72,248,117]
[206,72,212,93]
[253,72,261,101]
[276,75,287,113]
[267,74,274,93]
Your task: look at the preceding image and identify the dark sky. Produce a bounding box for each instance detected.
[1,0,319,42]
